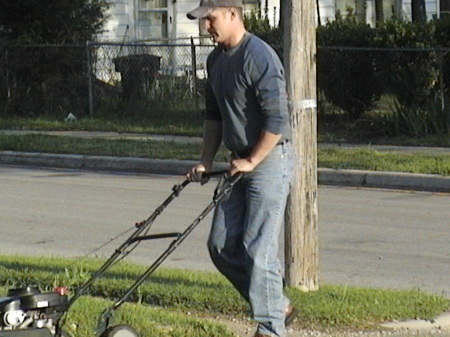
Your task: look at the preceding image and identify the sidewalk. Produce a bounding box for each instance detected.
[1,130,449,193]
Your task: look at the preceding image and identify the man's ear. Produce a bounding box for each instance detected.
[229,7,237,20]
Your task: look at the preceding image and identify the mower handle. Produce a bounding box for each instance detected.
[201,169,229,178]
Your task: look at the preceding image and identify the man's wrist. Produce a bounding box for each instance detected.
[246,156,260,167]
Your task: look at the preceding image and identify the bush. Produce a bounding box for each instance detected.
[373,19,448,135]
[433,16,450,93]
[1,45,90,117]
[0,0,109,117]
[317,15,382,120]
[0,0,109,44]
[318,16,449,135]
[244,9,283,58]
[374,20,440,109]
[387,97,446,136]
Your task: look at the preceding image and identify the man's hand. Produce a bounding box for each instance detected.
[229,158,256,176]
[187,163,208,183]
[228,131,282,176]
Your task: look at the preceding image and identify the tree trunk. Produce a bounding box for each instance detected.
[375,0,384,24]
[278,0,284,33]
[283,0,319,291]
[355,0,366,22]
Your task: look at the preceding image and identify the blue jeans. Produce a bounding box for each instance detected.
[207,142,294,337]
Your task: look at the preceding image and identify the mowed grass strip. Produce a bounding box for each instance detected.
[319,148,450,176]
[0,134,449,175]
[0,255,448,335]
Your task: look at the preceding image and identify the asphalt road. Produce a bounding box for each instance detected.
[1,166,449,297]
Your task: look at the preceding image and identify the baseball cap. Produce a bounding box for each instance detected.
[187,0,243,19]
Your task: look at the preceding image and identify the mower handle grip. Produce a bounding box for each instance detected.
[201,169,229,178]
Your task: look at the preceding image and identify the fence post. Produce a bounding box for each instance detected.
[190,37,199,117]
[86,41,94,116]
[4,47,10,106]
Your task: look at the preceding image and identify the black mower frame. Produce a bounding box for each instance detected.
[55,171,241,337]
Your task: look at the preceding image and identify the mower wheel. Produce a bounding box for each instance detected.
[100,325,139,337]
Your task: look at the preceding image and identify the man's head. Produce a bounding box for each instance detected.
[187,0,245,47]
[186,0,243,20]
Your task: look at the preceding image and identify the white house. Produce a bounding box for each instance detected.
[99,0,263,42]
[93,0,445,84]
[98,0,444,43]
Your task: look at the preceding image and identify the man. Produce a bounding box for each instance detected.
[186,1,296,336]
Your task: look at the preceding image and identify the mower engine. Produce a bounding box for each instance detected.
[0,287,69,336]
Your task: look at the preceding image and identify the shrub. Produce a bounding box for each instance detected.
[373,20,440,109]
[433,16,450,93]
[373,19,449,135]
[386,97,446,136]
[0,0,109,117]
[244,9,283,58]
[317,14,382,120]
[1,45,90,117]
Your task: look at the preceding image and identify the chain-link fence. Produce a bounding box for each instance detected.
[0,41,448,135]
[87,38,215,116]
[0,38,215,118]
[0,44,89,117]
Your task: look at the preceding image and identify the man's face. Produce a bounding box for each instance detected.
[202,8,232,44]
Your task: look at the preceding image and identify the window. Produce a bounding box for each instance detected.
[137,0,168,40]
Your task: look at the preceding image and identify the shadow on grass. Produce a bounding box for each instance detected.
[0,260,231,291]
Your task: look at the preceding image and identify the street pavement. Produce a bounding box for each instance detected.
[1,166,449,297]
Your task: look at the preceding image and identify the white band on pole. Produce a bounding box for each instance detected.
[289,99,317,110]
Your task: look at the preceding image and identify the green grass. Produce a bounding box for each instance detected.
[65,297,233,337]
[0,134,449,175]
[1,115,450,147]
[0,115,204,136]
[319,148,450,175]
[0,255,448,336]
[0,134,211,160]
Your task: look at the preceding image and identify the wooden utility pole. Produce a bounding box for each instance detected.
[284,0,319,291]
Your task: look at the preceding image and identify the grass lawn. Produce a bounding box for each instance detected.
[1,255,449,337]
[1,115,449,147]
[0,133,449,176]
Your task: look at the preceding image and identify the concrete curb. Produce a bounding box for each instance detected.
[381,311,450,331]
[0,151,212,176]
[1,151,449,193]
[319,168,450,193]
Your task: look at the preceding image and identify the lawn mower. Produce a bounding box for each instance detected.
[0,171,240,337]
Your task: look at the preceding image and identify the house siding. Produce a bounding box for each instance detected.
[176,0,204,38]
[402,0,440,19]
[98,0,441,42]
[101,1,134,42]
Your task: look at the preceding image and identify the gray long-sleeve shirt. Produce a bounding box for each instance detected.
[205,33,291,157]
